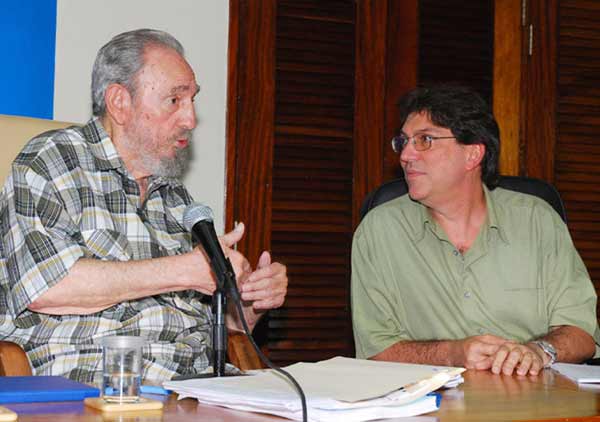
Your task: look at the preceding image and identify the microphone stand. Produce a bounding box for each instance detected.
[172,257,238,380]
[211,267,237,377]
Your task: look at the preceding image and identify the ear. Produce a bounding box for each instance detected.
[104,83,132,126]
[465,143,485,170]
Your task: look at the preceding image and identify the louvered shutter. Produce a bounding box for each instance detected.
[554,0,600,310]
[268,0,357,365]
[419,0,495,103]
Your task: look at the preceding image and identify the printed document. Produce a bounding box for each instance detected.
[164,356,464,422]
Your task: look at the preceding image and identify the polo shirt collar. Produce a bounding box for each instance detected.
[411,184,509,245]
[483,184,509,244]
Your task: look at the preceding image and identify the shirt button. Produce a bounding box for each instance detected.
[464,291,471,298]
[453,250,459,256]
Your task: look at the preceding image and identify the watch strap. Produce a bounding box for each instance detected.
[533,340,557,368]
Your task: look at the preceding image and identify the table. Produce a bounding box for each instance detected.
[6,369,600,422]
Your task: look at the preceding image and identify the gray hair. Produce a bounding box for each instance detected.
[91,28,185,117]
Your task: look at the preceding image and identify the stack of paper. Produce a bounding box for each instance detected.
[552,362,600,384]
[164,357,464,422]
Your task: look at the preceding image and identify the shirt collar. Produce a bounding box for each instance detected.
[81,117,185,191]
[483,184,509,244]
[411,184,509,245]
[81,117,126,171]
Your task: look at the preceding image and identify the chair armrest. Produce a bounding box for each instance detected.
[227,331,264,370]
[0,341,32,376]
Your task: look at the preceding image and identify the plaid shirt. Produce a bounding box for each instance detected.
[0,118,212,383]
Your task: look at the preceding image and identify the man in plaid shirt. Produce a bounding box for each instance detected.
[0,29,287,383]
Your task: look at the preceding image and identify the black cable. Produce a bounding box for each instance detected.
[228,282,308,422]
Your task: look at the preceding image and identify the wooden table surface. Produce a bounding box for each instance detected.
[5,369,600,422]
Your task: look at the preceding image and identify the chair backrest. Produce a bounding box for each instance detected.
[359,175,567,223]
[0,115,74,376]
[0,114,74,182]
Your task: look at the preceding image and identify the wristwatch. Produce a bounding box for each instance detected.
[533,340,557,368]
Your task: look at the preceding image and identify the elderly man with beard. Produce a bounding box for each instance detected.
[0,29,287,383]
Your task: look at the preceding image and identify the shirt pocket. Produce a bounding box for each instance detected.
[81,229,132,261]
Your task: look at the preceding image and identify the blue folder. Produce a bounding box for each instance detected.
[0,376,100,404]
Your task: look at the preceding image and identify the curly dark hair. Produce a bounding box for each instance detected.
[398,85,500,187]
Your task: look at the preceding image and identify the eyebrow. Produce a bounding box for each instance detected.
[169,84,201,95]
[402,126,447,134]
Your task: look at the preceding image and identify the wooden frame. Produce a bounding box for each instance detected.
[226,0,277,264]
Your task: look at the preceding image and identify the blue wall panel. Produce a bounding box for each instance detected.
[0,1,57,119]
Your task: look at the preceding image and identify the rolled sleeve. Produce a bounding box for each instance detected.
[2,166,85,317]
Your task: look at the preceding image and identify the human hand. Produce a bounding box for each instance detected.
[218,224,287,311]
[225,250,288,332]
[453,335,511,370]
[490,342,544,376]
[240,251,287,312]
[188,223,252,295]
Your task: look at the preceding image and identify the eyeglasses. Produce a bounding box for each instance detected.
[391,133,456,153]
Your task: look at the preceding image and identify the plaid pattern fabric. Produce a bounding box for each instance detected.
[0,118,212,383]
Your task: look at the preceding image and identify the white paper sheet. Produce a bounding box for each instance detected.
[163,356,465,422]
[552,362,600,383]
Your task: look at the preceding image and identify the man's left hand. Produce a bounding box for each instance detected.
[490,342,545,376]
[226,249,288,332]
[241,251,287,312]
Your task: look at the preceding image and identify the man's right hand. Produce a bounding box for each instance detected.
[452,335,512,370]
[188,223,252,295]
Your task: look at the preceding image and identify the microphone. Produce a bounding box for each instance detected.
[183,203,240,377]
[182,203,239,299]
[182,205,307,417]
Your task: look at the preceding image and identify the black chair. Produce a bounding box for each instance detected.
[359,175,567,223]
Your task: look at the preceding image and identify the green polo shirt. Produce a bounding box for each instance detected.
[352,186,599,359]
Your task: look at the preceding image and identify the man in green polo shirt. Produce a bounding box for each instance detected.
[351,85,598,377]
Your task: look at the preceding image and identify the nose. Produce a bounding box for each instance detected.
[180,101,197,130]
[399,139,419,164]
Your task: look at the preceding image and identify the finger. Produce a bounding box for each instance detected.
[516,352,533,376]
[241,277,271,298]
[528,355,543,376]
[257,250,271,269]
[501,348,523,376]
[251,294,286,311]
[472,356,494,371]
[240,282,286,308]
[241,272,286,298]
[220,222,245,247]
[247,262,286,286]
[241,276,287,300]
[491,346,510,374]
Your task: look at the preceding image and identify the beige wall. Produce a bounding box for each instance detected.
[54,0,229,232]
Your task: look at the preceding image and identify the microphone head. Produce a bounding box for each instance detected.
[183,203,214,231]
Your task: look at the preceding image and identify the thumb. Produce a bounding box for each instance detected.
[257,250,271,268]
[220,222,245,247]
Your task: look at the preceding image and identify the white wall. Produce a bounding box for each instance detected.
[54,0,229,232]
